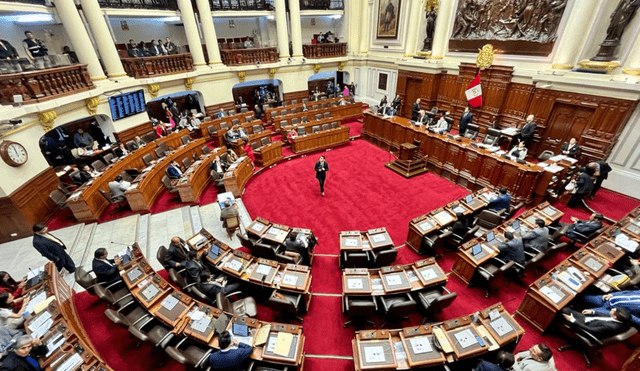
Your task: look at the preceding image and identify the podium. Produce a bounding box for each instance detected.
[385,143,428,178]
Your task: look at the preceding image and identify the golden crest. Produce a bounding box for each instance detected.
[476,44,494,68]
[425,0,439,12]
[313,63,321,74]
[38,110,57,132]
[148,83,160,98]
[85,96,100,115]
[268,68,277,79]
[184,77,195,91]
[338,61,347,71]
[238,71,246,82]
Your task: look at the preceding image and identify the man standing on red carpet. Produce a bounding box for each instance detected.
[314,156,329,197]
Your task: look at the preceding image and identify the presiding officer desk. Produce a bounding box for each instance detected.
[176,146,227,203]
[451,202,564,287]
[66,129,189,222]
[362,113,544,204]
[187,229,313,312]
[516,206,640,333]
[23,262,113,370]
[352,302,524,370]
[120,244,306,369]
[125,138,206,211]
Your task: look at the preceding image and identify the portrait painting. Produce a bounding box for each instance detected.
[376,0,402,39]
[378,73,388,91]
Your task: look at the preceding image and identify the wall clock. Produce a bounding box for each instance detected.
[0,140,28,167]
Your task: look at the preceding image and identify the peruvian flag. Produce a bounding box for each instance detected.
[465,73,483,108]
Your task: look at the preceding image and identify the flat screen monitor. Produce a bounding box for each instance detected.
[471,244,482,256]
[465,195,473,204]
[486,231,495,242]
[512,220,520,230]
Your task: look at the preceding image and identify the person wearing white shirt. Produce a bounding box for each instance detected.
[108,176,130,198]
[475,344,556,371]
[429,112,449,134]
[508,141,528,161]
[187,113,201,130]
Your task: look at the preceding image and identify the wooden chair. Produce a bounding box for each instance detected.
[223,214,240,237]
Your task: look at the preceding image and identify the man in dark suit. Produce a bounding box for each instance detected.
[207,331,254,371]
[496,231,525,266]
[126,39,141,57]
[181,251,204,284]
[165,237,188,269]
[458,106,473,136]
[166,160,183,180]
[91,248,122,285]
[0,36,19,59]
[130,136,145,150]
[315,155,329,196]
[568,166,595,208]
[562,307,631,339]
[487,187,511,213]
[522,219,549,253]
[517,114,537,147]
[415,110,429,125]
[32,224,75,273]
[148,39,166,56]
[563,213,604,240]
[411,98,421,121]
[588,161,612,199]
[561,138,580,158]
[197,270,241,299]
[451,212,469,239]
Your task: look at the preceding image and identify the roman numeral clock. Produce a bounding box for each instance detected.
[0,140,28,167]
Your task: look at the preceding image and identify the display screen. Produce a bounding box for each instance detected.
[109,90,146,121]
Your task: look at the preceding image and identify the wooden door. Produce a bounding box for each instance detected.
[403,78,422,118]
[541,103,594,154]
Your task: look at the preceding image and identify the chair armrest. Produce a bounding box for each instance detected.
[105,280,124,291]
[477,266,494,278]
[115,299,136,313]
[157,332,174,348]
[196,349,214,368]
[524,251,536,258]
[224,291,246,300]
[493,257,507,266]
[574,326,604,347]
[344,297,350,312]
[442,286,451,294]
[500,261,516,272]
[184,282,197,290]
[512,262,525,271]
[113,293,133,305]
[130,314,152,327]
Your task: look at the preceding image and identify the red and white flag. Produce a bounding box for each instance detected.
[465,73,483,108]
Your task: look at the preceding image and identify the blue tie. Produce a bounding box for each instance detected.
[26,356,41,370]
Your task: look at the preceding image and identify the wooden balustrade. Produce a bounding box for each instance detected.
[209,0,273,10]
[120,53,194,79]
[98,0,178,10]
[0,64,94,105]
[220,47,279,66]
[302,42,347,59]
[299,0,344,10]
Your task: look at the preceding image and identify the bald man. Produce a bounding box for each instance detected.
[165,237,188,269]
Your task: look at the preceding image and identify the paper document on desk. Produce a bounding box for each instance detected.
[252,223,265,232]
[371,278,384,291]
[418,221,433,232]
[410,336,432,354]
[282,274,298,286]
[28,310,52,333]
[454,329,478,349]
[34,296,55,314]
[161,295,179,311]
[385,274,403,286]
[344,238,359,247]
[254,325,270,346]
[192,317,211,333]
[46,333,66,357]
[420,268,437,282]
[544,165,564,173]
[235,335,253,346]
[394,341,407,361]
[615,233,639,252]
[26,291,48,314]
[490,317,514,337]
[227,259,244,272]
[372,234,386,243]
[347,278,364,289]
[256,264,272,276]
[502,127,519,135]
[540,286,562,304]
[55,353,83,371]
[488,146,500,153]
[190,310,204,321]
[364,345,386,363]
[407,271,419,283]
[274,332,294,357]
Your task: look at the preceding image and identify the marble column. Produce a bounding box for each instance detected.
[359,0,373,54]
[622,35,640,76]
[288,0,303,57]
[431,0,455,58]
[404,0,423,57]
[177,0,207,67]
[194,0,222,64]
[274,0,290,58]
[54,0,106,80]
[80,0,127,78]
[552,0,599,69]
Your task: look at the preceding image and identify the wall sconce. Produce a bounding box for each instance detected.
[229,20,235,28]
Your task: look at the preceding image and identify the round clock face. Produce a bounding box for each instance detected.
[1,141,28,166]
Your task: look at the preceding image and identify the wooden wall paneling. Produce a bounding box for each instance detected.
[0,197,31,242]
[422,72,441,108]
[114,121,154,143]
[205,101,236,118]
[436,73,459,112]
[498,83,535,127]
[283,90,309,104]
[583,100,638,163]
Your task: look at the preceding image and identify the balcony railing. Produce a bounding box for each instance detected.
[303,42,347,59]
[0,0,49,5]
[0,64,94,105]
[121,53,194,78]
[299,0,343,10]
[97,0,178,10]
[220,47,278,66]
[209,0,273,11]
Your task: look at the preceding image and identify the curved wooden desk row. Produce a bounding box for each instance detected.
[23,262,113,371]
[274,101,363,131]
[342,258,447,299]
[223,156,255,197]
[516,206,640,333]
[290,125,350,154]
[66,129,190,222]
[246,217,317,265]
[265,97,341,123]
[176,147,227,203]
[120,245,306,368]
[352,302,524,370]
[203,118,264,148]
[340,227,396,253]
[229,129,273,156]
[186,228,312,312]
[406,188,491,252]
[362,113,544,204]
[254,140,284,168]
[125,138,206,212]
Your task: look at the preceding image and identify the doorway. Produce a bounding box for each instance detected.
[541,103,594,156]
[403,78,422,118]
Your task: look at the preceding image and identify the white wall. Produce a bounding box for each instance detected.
[0,18,72,59]
[299,15,345,44]
[606,103,640,195]
[107,17,188,46]
[353,65,398,107]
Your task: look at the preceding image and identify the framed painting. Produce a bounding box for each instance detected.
[376,0,402,39]
[378,73,388,91]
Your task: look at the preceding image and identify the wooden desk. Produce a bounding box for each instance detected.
[66,130,187,222]
[176,147,226,203]
[266,97,341,123]
[125,138,205,211]
[223,156,254,197]
[363,113,544,204]
[246,218,317,265]
[254,140,283,167]
[290,125,350,154]
[200,112,259,147]
[339,227,395,267]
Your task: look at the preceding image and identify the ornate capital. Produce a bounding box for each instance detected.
[578,60,620,73]
[38,110,57,132]
[184,77,195,91]
[551,63,574,70]
[85,97,99,115]
[476,44,494,68]
[313,63,321,74]
[238,71,246,82]
[623,68,640,76]
[425,0,439,12]
[338,61,347,71]
[268,68,277,79]
[148,83,160,98]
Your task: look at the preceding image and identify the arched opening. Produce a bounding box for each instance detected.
[39,114,114,167]
[146,90,204,123]
[308,71,338,100]
[232,79,283,110]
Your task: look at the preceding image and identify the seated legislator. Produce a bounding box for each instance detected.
[429,112,449,134]
[206,331,254,371]
[567,166,595,208]
[210,155,225,176]
[187,113,201,131]
[224,125,248,146]
[415,110,429,125]
[561,307,631,339]
[507,141,528,161]
[496,232,525,267]
[181,251,205,284]
[198,270,241,299]
[166,160,183,180]
[220,200,239,228]
[0,335,47,371]
[0,272,25,300]
[154,120,168,138]
[562,138,580,157]
[226,149,239,164]
[166,237,188,269]
[391,95,401,112]
[475,344,555,371]
[0,293,29,330]
[451,212,470,238]
[284,231,305,262]
[522,219,549,253]
[130,136,146,150]
[114,142,129,158]
[563,213,604,240]
[72,165,98,185]
[487,187,511,213]
[108,176,131,199]
[217,108,227,119]
[92,248,123,285]
[73,128,94,149]
[254,105,263,120]
[580,290,640,327]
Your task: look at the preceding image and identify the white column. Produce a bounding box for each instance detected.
[431,0,455,58]
[622,36,640,76]
[80,0,127,78]
[288,0,303,57]
[177,0,207,67]
[404,0,423,57]
[194,0,221,64]
[54,0,106,80]
[360,0,373,54]
[274,0,290,58]
[552,0,599,69]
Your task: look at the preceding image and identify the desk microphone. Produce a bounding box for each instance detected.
[110,241,129,246]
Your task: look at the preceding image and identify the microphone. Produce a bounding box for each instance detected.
[110,241,129,246]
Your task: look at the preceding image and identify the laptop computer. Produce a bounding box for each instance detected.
[208,244,220,260]
[471,243,485,259]
[485,231,502,247]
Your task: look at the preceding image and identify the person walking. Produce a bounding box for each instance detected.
[314,156,329,197]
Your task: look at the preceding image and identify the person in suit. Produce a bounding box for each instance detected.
[580,290,640,328]
[165,237,188,269]
[149,39,166,56]
[0,335,47,371]
[315,155,328,197]
[224,125,248,146]
[507,141,528,161]
[379,102,392,116]
[220,200,239,227]
[91,248,122,285]
[73,128,94,148]
[458,107,473,136]
[32,224,75,273]
[198,270,241,299]
[496,231,525,266]
[522,219,549,253]
[126,39,141,58]
[166,160,183,180]
[568,166,595,208]
[254,104,263,120]
[391,95,401,111]
[226,149,239,164]
[487,187,511,213]
[129,136,145,150]
[516,114,537,147]
[108,175,130,199]
[562,306,631,339]
[411,98,421,121]
[451,212,469,238]
[113,143,129,158]
[217,108,227,119]
[563,213,604,240]
[561,138,580,158]
[284,231,305,262]
[415,110,429,125]
[379,95,388,107]
[210,155,225,177]
[0,36,18,59]
[475,344,555,371]
[164,37,178,54]
[207,331,254,370]
[78,165,99,182]
[429,112,449,134]
[588,161,612,199]
[181,251,204,284]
